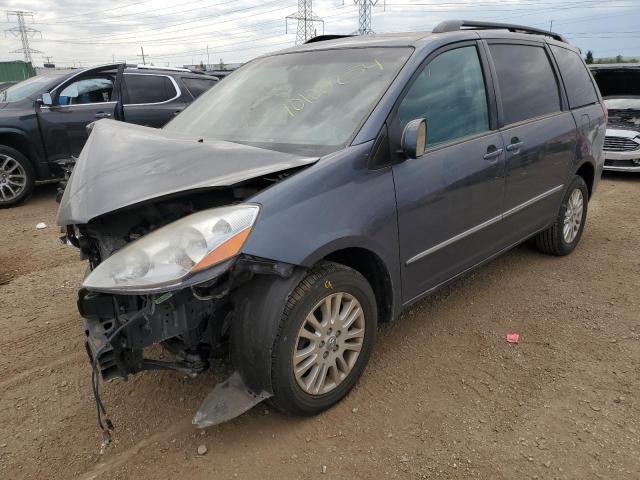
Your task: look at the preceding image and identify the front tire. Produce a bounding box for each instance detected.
[535,175,589,256]
[0,146,34,208]
[270,261,377,416]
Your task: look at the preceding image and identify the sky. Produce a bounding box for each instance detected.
[0,0,639,68]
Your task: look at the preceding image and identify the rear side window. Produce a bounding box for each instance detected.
[489,44,561,125]
[124,74,177,104]
[550,45,599,108]
[397,46,489,146]
[182,77,218,99]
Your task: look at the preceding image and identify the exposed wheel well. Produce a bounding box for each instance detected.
[323,247,393,324]
[0,133,37,169]
[576,162,595,199]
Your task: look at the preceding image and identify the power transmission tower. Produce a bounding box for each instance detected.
[353,0,380,35]
[286,0,324,45]
[5,10,42,63]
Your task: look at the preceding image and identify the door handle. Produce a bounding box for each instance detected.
[483,147,503,161]
[95,112,112,119]
[506,141,524,152]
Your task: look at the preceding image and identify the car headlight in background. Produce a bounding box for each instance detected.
[83,204,259,293]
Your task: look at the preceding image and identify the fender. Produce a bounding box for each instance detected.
[0,126,50,180]
[242,141,403,323]
[570,104,606,195]
[230,266,308,395]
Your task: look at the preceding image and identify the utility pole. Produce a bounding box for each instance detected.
[43,55,53,63]
[206,44,210,69]
[286,0,324,45]
[549,19,554,31]
[5,10,42,63]
[137,46,147,65]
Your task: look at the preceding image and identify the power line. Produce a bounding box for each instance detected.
[5,10,42,63]
[78,0,290,41]
[44,0,157,22]
[30,0,235,28]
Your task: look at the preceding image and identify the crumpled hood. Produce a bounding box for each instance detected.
[57,119,318,225]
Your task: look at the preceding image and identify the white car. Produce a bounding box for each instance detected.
[590,64,640,172]
[603,126,640,172]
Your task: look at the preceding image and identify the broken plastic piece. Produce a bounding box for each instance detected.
[193,372,272,428]
[36,222,47,230]
[506,332,520,343]
[99,429,112,455]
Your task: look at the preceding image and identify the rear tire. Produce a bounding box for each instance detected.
[535,175,588,256]
[0,145,34,208]
[270,261,377,416]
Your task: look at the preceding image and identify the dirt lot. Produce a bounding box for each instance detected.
[0,176,638,480]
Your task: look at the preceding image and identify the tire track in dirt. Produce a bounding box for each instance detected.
[0,351,84,391]
[78,419,193,480]
[0,319,77,351]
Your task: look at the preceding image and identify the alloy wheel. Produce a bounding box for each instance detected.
[563,188,584,243]
[293,292,366,395]
[0,154,27,203]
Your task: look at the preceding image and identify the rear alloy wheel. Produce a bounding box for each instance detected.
[534,175,588,256]
[0,147,34,208]
[271,261,377,416]
[562,188,584,244]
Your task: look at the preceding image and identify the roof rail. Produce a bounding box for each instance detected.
[133,64,192,73]
[432,20,568,43]
[304,34,354,44]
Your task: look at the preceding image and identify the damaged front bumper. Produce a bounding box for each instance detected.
[79,289,214,382]
[78,255,295,427]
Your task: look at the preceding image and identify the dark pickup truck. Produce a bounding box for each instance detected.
[0,64,218,207]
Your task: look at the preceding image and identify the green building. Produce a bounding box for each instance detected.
[0,61,36,83]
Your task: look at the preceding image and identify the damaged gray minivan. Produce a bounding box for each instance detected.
[58,21,605,434]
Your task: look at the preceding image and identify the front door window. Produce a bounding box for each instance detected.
[397,46,489,146]
[58,77,114,106]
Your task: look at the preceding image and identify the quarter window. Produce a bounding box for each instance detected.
[550,45,598,109]
[489,44,560,125]
[397,46,489,146]
[124,75,177,104]
[182,77,218,99]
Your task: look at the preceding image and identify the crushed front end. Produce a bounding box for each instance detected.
[55,118,317,440]
[79,284,222,382]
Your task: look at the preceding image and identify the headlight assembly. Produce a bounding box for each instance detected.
[82,204,259,293]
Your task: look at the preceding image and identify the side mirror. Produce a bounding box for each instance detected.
[41,93,53,106]
[400,118,427,159]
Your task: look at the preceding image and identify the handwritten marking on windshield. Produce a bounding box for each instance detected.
[283,60,384,118]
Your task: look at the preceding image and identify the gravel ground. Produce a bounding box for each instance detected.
[0,175,638,480]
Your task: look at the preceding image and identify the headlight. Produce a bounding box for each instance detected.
[83,204,259,293]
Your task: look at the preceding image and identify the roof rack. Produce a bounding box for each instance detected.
[432,20,567,43]
[304,34,354,44]
[133,65,193,73]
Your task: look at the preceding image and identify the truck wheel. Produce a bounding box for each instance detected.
[535,175,588,256]
[0,145,34,208]
[270,261,377,416]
